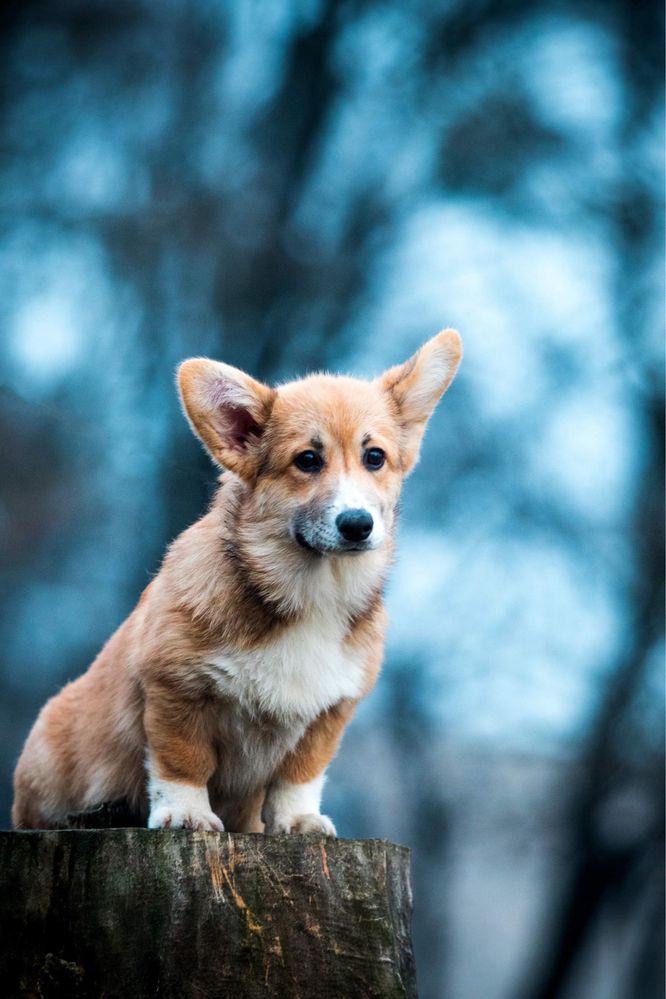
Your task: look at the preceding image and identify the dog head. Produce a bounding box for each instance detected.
[178,330,462,557]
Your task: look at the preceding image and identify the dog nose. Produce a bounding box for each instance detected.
[336,508,373,542]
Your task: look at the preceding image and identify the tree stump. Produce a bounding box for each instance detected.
[0,827,417,998]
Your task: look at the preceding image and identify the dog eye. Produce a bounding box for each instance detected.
[294,450,323,473]
[363,447,385,470]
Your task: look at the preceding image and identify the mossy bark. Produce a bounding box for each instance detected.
[0,827,417,998]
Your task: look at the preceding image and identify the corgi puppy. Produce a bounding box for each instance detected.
[12,330,462,834]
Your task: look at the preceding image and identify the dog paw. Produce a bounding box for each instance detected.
[148,805,224,832]
[267,812,336,836]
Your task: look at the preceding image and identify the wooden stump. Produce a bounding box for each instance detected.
[0,828,417,998]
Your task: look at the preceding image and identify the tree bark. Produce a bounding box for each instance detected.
[0,826,417,999]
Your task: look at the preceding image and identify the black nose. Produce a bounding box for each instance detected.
[336,508,373,543]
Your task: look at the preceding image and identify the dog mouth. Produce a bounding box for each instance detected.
[294,530,369,556]
[295,530,318,553]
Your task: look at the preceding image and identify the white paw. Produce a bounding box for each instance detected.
[147,776,223,831]
[266,812,336,836]
[148,805,224,831]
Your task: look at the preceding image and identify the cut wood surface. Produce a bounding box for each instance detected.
[0,828,417,998]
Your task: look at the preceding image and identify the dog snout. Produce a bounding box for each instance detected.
[336,508,373,543]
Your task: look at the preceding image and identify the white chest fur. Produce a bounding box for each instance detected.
[206,612,365,723]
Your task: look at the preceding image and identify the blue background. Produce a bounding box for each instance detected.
[0,3,663,997]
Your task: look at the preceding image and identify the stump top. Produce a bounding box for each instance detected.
[1,829,416,998]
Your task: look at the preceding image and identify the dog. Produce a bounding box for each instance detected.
[12,329,462,834]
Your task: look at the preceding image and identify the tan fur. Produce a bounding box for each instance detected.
[12,330,462,832]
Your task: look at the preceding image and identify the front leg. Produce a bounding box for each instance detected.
[144,682,223,831]
[263,774,336,836]
[263,700,356,837]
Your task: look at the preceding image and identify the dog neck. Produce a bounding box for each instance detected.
[164,476,391,645]
[223,476,391,621]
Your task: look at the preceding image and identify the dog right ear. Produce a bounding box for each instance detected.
[177,359,275,479]
[379,329,462,473]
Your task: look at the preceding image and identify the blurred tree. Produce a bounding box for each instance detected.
[0,2,662,998]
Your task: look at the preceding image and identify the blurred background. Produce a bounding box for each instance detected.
[0,1,663,997]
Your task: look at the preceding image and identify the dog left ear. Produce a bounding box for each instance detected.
[177,358,275,479]
[379,329,462,473]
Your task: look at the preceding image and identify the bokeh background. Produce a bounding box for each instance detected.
[0,2,663,997]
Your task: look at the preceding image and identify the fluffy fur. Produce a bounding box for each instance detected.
[12,329,462,833]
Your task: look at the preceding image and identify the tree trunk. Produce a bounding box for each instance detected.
[0,825,417,999]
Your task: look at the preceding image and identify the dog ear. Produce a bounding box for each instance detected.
[177,358,275,479]
[379,329,462,473]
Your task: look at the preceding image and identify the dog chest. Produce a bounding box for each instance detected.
[206,616,365,722]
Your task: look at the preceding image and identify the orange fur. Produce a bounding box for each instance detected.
[12,329,462,833]
[277,700,357,785]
